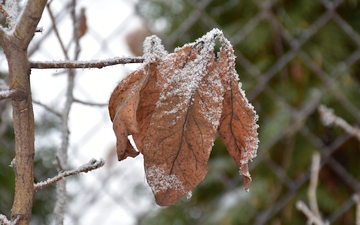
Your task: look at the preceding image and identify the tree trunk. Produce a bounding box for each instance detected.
[0,1,47,223]
[2,34,35,225]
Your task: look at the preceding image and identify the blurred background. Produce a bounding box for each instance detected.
[1,0,360,224]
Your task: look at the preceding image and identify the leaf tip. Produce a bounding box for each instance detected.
[240,163,252,192]
[145,165,187,206]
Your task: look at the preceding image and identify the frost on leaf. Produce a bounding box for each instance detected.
[217,39,259,191]
[142,41,223,206]
[108,28,259,206]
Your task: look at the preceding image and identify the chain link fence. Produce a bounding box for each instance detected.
[7,0,360,224]
[157,0,360,224]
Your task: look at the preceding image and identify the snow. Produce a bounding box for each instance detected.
[0,90,10,98]
[156,51,208,118]
[0,214,10,224]
[155,29,224,127]
[196,71,223,128]
[186,191,192,200]
[145,165,185,194]
[4,0,19,30]
[143,35,167,63]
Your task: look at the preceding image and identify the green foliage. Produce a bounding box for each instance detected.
[137,0,360,224]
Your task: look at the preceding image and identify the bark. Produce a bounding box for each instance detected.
[5,42,34,224]
[0,0,47,224]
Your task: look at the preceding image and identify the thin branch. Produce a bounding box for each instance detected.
[55,58,73,225]
[46,3,68,57]
[29,57,145,69]
[54,1,78,224]
[34,158,105,191]
[318,105,360,141]
[0,89,26,100]
[0,214,11,225]
[297,153,329,225]
[308,153,321,218]
[73,98,107,107]
[32,100,61,117]
[54,155,65,172]
[296,201,328,225]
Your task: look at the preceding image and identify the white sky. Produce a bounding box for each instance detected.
[27,0,160,224]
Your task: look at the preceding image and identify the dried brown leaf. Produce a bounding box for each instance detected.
[217,41,259,191]
[109,63,155,160]
[141,43,223,206]
[130,50,183,153]
[108,29,259,206]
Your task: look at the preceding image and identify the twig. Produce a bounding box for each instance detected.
[54,155,65,172]
[29,57,145,69]
[54,1,78,224]
[32,100,61,117]
[0,89,26,100]
[73,98,107,107]
[46,2,68,57]
[297,153,329,225]
[34,158,105,191]
[296,201,328,225]
[0,214,11,225]
[308,153,321,218]
[318,105,360,141]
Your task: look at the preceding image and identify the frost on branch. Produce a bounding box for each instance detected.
[108,28,259,206]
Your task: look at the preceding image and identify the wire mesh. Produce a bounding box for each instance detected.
[10,0,360,224]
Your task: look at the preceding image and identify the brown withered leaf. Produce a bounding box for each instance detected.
[109,63,157,160]
[108,29,259,206]
[217,40,259,191]
[130,44,195,154]
[142,43,224,206]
